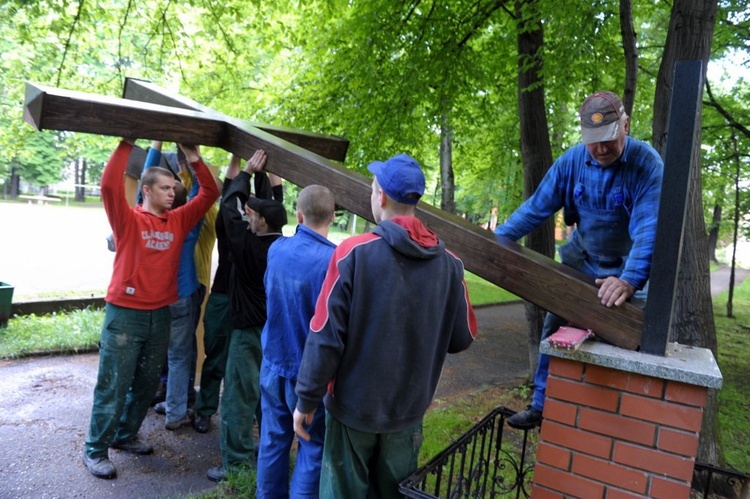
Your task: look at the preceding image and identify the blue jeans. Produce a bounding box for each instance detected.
[85,303,170,458]
[256,363,325,498]
[165,286,204,423]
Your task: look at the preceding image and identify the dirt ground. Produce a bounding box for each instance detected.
[0,302,530,499]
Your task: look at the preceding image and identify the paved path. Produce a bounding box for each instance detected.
[0,301,530,499]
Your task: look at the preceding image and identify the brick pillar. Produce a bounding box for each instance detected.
[530,342,722,498]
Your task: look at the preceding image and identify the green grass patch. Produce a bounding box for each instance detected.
[0,307,103,359]
[464,271,519,306]
[714,283,750,472]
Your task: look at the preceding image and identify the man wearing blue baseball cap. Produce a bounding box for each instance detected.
[293,153,477,498]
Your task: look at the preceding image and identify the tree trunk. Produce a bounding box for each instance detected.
[10,168,20,198]
[75,158,87,203]
[619,0,638,116]
[651,0,720,467]
[440,108,456,214]
[516,0,555,376]
[707,204,721,264]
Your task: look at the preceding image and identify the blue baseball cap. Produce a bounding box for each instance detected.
[366,154,425,205]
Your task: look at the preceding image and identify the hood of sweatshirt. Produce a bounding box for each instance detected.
[372,216,445,260]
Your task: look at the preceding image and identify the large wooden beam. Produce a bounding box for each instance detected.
[121,78,350,162]
[640,61,703,355]
[23,82,644,350]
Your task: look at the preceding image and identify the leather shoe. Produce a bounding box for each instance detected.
[82,452,117,479]
[507,406,543,430]
[111,438,154,455]
[194,414,211,433]
[206,465,227,483]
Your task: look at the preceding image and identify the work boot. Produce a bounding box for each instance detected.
[153,401,166,415]
[82,452,117,479]
[111,438,154,455]
[165,410,194,431]
[507,406,542,430]
[206,465,227,483]
[193,414,211,434]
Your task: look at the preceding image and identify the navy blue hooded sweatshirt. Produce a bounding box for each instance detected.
[295,216,477,433]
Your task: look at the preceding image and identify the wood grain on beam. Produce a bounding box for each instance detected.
[24,83,230,148]
[122,78,350,162]
[22,81,644,350]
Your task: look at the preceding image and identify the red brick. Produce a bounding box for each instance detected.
[540,420,613,459]
[543,398,577,426]
[532,463,606,498]
[578,407,656,447]
[572,454,648,493]
[657,427,699,457]
[549,357,584,380]
[649,475,692,498]
[585,365,664,398]
[536,442,572,470]
[530,483,565,499]
[665,381,708,407]
[620,393,703,431]
[605,486,648,498]
[547,376,619,412]
[613,441,696,482]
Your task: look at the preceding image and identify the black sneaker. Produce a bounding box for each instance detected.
[111,438,154,455]
[82,452,117,479]
[507,406,543,429]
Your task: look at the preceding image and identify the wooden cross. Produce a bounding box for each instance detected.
[24,79,649,350]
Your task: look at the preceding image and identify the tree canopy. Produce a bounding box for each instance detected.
[0,0,747,235]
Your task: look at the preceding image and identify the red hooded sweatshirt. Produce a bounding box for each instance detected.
[101,141,220,310]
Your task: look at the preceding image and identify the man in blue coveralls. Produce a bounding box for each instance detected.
[494,91,663,429]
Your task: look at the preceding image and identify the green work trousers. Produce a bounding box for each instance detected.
[220,326,263,470]
[194,292,231,417]
[85,303,170,458]
[320,413,423,499]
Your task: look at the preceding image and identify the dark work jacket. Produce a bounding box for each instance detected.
[221,171,283,330]
[295,216,477,433]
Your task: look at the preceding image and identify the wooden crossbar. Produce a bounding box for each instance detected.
[23,81,645,350]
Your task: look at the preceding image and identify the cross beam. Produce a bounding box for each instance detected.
[23,81,645,350]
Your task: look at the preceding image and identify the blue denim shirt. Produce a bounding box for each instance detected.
[495,137,663,289]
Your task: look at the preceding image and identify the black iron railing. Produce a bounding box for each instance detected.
[400,406,535,498]
[692,462,750,498]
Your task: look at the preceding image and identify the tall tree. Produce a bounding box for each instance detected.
[651,0,720,466]
[514,0,554,373]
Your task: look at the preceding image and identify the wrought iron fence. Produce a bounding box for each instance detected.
[400,406,535,498]
[692,462,750,499]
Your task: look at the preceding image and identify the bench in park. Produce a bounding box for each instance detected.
[18,195,61,205]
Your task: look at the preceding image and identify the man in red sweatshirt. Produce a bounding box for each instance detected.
[82,139,220,479]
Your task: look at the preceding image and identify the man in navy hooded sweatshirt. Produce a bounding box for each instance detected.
[293,153,477,498]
